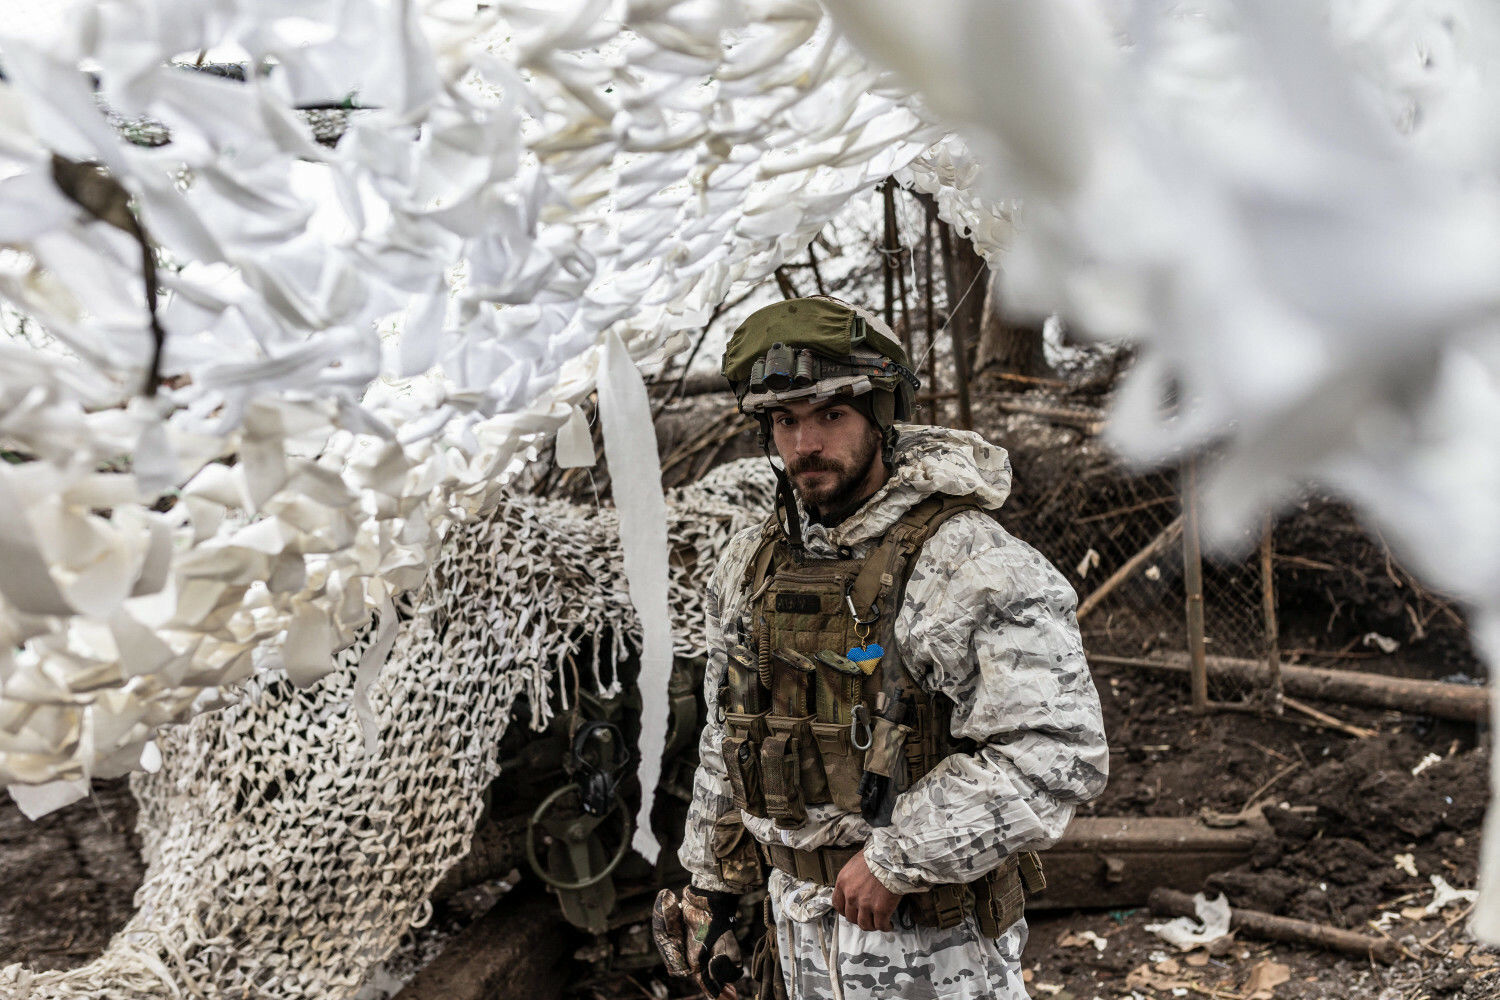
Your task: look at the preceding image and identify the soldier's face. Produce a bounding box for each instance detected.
[769,398,885,513]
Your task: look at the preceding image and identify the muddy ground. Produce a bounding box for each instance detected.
[1019,663,1496,1000]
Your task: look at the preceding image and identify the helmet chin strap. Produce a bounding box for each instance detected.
[756,414,806,559]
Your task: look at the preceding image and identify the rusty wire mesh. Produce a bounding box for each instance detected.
[998,430,1276,708]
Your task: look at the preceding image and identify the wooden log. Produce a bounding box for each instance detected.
[1149,887,1401,963]
[1035,814,1270,911]
[1089,652,1489,724]
[432,815,527,901]
[1076,516,1184,622]
[394,890,581,1000]
[662,369,732,400]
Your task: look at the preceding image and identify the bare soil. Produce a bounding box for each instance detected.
[0,778,141,973]
[1022,662,1495,1000]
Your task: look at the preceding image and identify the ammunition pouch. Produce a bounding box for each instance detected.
[761,716,822,828]
[809,721,865,812]
[722,712,769,816]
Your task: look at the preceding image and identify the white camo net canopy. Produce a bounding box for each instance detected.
[3,0,1500,994]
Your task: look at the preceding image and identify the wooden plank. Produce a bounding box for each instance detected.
[1031,814,1270,911]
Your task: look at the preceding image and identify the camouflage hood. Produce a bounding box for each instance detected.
[798,424,1012,550]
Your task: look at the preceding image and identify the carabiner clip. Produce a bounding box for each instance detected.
[843,582,880,626]
[850,704,873,751]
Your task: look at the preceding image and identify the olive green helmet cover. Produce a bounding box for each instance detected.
[721,297,918,422]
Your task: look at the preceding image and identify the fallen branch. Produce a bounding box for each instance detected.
[1091,652,1488,724]
[1281,696,1376,739]
[1076,516,1185,621]
[1240,760,1302,813]
[1149,888,1401,963]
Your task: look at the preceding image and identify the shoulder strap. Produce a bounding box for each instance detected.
[848,494,991,618]
[742,515,784,599]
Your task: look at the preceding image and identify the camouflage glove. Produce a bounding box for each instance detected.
[652,886,742,999]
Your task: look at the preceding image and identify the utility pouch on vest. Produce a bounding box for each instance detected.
[862,715,914,780]
[808,720,865,811]
[722,711,769,816]
[712,813,764,892]
[760,718,814,828]
[972,855,1027,937]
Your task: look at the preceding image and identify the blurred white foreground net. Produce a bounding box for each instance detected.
[3,0,1500,993]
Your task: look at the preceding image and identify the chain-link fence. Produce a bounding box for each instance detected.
[998,426,1279,710]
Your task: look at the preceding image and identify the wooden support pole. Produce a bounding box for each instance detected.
[880,178,899,336]
[1149,888,1401,963]
[1260,515,1283,711]
[895,243,913,364]
[923,211,938,423]
[1089,652,1490,724]
[1076,516,1185,621]
[1181,459,1209,712]
[935,219,974,430]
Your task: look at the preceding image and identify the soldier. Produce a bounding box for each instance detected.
[653,296,1108,999]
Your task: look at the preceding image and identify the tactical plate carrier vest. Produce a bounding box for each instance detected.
[720,494,1045,937]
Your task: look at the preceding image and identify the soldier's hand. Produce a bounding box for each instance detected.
[832,850,901,932]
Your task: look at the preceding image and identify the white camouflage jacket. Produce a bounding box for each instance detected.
[680,425,1108,918]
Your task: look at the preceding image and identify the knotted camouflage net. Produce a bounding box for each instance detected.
[0,459,775,1000]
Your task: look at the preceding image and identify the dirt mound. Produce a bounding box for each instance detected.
[1212,732,1486,927]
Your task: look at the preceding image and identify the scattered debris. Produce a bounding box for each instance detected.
[1056,930,1109,953]
[1241,959,1291,999]
[1410,752,1442,777]
[1144,892,1232,951]
[1425,874,1478,915]
[1149,888,1400,963]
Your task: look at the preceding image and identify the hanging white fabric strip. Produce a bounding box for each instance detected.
[555,404,596,469]
[597,330,675,863]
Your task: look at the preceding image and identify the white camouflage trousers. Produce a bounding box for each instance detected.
[770,896,1029,1000]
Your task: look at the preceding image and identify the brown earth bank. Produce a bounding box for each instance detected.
[0,777,141,973]
[1020,661,1495,1000]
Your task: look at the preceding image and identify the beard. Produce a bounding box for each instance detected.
[789,429,881,517]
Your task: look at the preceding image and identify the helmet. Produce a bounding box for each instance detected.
[722,296,919,457]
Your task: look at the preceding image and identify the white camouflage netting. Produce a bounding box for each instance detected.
[0,459,776,998]
[4,0,1500,990]
[0,0,978,803]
